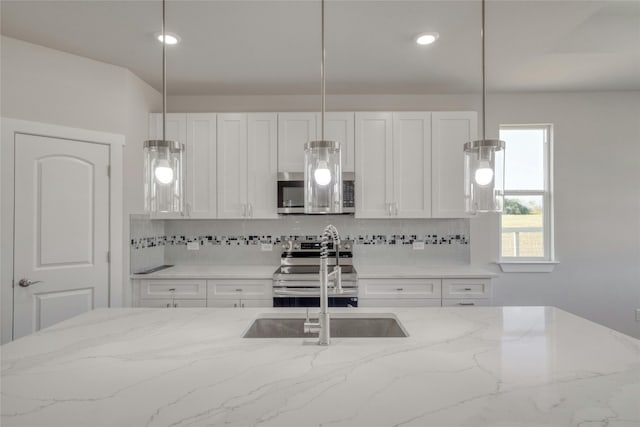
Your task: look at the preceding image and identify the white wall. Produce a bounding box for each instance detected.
[167,92,640,338]
[0,36,161,342]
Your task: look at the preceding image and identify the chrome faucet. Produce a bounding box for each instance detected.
[304,224,342,345]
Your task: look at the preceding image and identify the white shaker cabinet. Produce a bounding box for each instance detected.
[133,279,208,308]
[217,113,278,219]
[355,112,431,218]
[149,113,217,218]
[277,112,354,173]
[431,111,477,218]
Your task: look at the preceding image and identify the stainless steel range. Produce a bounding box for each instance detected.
[272,239,358,307]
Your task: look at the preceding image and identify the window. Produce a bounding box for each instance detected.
[499,125,553,262]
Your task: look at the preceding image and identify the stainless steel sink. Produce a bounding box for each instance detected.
[242,314,408,338]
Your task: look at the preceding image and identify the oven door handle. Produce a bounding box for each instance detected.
[273,288,358,297]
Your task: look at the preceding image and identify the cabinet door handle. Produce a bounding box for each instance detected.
[166,303,171,308]
[242,204,247,217]
[248,203,253,218]
[234,303,238,308]
[241,303,245,308]
[458,302,475,306]
[174,303,178,308]
[388,203,393,216]
[394,203,399,216]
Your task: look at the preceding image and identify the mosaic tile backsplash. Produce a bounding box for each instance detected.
[130,215,471,271]
[131,233,468,249]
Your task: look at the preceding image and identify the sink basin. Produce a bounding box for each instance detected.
[242,313,408,338]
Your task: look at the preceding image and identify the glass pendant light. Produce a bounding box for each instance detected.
[304,0,343,214]
[464,0,505,213]
[144,0,185,215]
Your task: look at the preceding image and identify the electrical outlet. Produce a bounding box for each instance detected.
[636,309,640,322]
[412,241,425,250]
[261,243,273,252]
[187,241,200,251]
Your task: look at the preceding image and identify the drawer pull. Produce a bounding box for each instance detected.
[169,288,176,292]
[463,288,472,291]
[235,288,243,292]
[396,288,404,291]
[458,302,475,306]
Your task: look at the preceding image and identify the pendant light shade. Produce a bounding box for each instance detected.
[304,0,343,214]
[305,140,343,214]
[144,0,185,215]
[144,140,184,213]
[463,0,505,213]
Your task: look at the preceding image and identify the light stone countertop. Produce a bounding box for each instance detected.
[131,264,278,279]
[354,264,497,279]
[2,306,639,427]
[131,264,497,280]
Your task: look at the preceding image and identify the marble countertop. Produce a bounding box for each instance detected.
[354,264,497,279]
[131,264,497,280]
[131,264,278,279]
[2,306,639,427]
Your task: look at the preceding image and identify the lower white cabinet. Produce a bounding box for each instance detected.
[138,299,207,308]
[134,280,208,308]
[207,279,272,308]
[359,277,492,307]
[359,278,442,307]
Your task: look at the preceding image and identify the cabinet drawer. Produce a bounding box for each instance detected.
[360,279,441,299]
[139,280,207,299]
[442,279,490,299]
[359,298,441,308]
[207,280,271,299]
[138,298,207,308]
[207,299,272,308]
[442,298,491,307]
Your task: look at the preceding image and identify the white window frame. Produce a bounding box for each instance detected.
[498,124,557,272]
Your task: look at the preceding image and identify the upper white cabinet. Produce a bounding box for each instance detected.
[277,112,354,173]
[150,113,217,218]
[217,113,278,219]
[432,112,477,218]
[355,112,431,218]
[186,114,217,218]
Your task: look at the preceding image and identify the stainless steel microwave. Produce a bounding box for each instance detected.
[277,172,355,214]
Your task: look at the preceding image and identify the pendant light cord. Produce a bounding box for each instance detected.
[162,0,167,142]
[320,0,325,141]
[481,0,486,141]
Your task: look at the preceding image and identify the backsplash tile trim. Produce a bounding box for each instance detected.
[131,233,468,249]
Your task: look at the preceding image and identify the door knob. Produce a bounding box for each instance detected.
[18,279,43,288]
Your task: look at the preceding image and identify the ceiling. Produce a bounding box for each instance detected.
[2,0,639,95]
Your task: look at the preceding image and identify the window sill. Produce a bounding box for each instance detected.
[497,261,559,273]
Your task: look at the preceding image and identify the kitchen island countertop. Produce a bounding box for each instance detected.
[2,306,639,427]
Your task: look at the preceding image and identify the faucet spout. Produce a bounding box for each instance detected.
[316,225,341,345]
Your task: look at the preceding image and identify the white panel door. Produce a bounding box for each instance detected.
[186,114,217,218]
[432,111,477,218]
[148,113,187,218]
[247,113,278,218]
[13,134,110,338]
[355,112,393,218]
[217,113,248,218]
[393,112,432,218]
[277,113,316,172]
[321,112,355,173]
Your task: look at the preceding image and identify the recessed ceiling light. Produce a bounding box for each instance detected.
[415,32,439,46]
[156,32,181,45]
